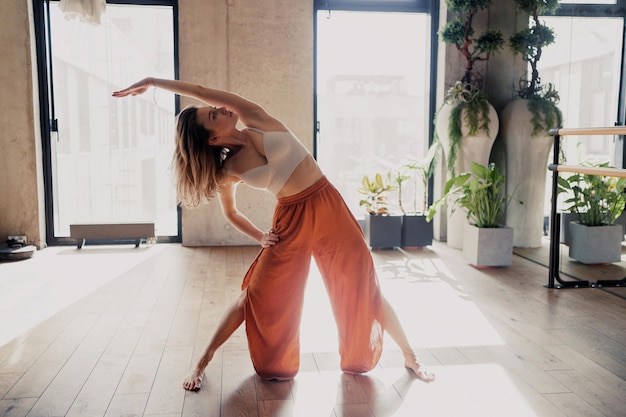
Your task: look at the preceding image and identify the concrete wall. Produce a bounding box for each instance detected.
[178,0,314,245]
[0,0,46,248]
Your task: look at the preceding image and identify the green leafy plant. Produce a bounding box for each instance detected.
[440,0,505,88]
[558,162,626,226]
[427,162,516,228]
[509,0,563,135]
[391,168,412,215]
[438,0,504,172]
[358,172,397,215]
[402,147,438,214]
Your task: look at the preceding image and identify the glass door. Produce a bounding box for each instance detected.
[315,10,432,217]
[45,2,178,240]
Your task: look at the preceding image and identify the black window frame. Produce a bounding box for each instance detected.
[313,0,439,205]
[32,0,181,246]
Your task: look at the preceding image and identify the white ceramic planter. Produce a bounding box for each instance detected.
[500,99,554,248]
[463,224,514,267]
[436,101,499,249]
[568,222,623,264]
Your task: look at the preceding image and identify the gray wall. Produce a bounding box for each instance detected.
[177,0,314,246]
[0,0,46,248]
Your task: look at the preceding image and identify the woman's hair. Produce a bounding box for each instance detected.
[172,106,228,207]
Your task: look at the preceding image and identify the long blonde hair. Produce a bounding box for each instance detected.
[173,106,228,207]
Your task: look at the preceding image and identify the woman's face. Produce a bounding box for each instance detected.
[196,106,238,139]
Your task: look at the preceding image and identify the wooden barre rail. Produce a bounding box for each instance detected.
[549,126,626,136]
[548,164,626,178]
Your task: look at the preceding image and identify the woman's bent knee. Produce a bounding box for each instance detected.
[254,364,298,381]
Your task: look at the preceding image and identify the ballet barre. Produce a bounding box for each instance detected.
[546,126,626,289]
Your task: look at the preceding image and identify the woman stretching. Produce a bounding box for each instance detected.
[112,78,435,390]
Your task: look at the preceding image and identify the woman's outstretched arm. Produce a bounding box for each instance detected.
[112,77,283,129]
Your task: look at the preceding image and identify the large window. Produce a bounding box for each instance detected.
[315,2,434,217]
[540,15,624,167]
[36,1,178,243]
[536,2,626,217]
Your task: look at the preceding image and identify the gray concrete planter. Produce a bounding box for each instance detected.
[365,214,402,249]
[463,224,513,267]
[401,215,433,247]
[561,211,625,245]
[568,222,623,264]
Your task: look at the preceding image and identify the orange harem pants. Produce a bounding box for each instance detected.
[241,176,384,380]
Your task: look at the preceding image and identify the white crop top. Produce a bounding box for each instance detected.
[235,128,310,195]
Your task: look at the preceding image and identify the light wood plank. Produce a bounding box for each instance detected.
[143,345,192,415]
[548,369,624,417]
[220,349,259,417]
[103,393,149,417]
[0,397,38,417]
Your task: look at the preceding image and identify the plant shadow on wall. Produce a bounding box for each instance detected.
[558,162,626,264]
[428,162,519,267]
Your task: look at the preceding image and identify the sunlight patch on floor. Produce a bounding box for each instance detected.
[0,244,168,347]
[300,252,506,353]
[423,363,554,417]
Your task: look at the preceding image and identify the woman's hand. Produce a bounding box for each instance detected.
[260,229,280,248]
[112,77,154,98]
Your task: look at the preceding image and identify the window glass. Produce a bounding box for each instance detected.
[539,17,622,167]
[316,11,432,216]
[49,3,177,237]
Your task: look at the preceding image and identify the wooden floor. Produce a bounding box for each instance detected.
[0,240,624,417]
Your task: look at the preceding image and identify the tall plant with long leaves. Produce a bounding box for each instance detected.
[427,162,517,228]
[438,0,504,173]
[509,0,563,135]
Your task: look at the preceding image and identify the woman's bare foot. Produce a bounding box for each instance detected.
[182,369,204,391]
[404,355,436,383]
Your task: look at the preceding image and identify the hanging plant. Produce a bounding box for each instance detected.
[438,0,504,173]
[509,0,563,135]
[444,82,491,173]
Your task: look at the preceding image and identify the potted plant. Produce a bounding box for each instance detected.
[435,0,504,249]
[428,162,514,266]
[558,163,626,264]
[436,0,504,175]
[358,172,402,249]
[396,152,436,247]
[500,0,563,248]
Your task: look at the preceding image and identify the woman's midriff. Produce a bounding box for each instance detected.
[274,156,324,198]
